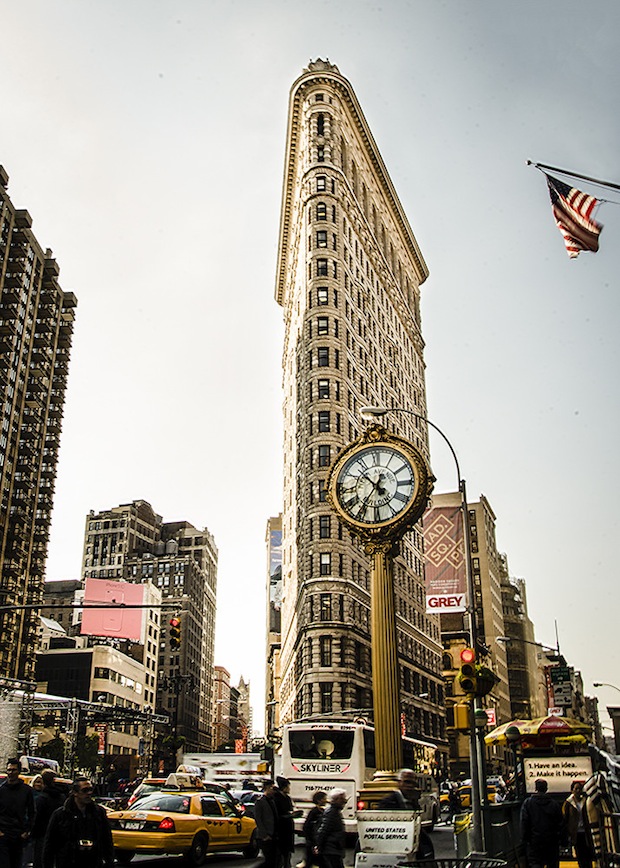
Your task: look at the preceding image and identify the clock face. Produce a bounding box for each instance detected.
[335,444,416,526]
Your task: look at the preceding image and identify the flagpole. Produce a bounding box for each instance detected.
[527,160,620,193]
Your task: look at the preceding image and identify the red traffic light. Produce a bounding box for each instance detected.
[460,647,476,665]
[169,616,182,651]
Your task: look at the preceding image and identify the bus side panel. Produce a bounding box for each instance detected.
[289,777,358,831]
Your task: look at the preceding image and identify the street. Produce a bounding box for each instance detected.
[126,821,456,865]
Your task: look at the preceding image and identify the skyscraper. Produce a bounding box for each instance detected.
[0,167,77,681]
[275,61,445,749]
[82,500,218,750]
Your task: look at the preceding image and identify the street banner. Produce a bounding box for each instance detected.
[423,505,467,613]
[81,577,145,641]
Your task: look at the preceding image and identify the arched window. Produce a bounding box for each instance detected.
[316,202,327,221]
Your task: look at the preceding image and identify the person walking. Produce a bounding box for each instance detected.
[301,790,327,868]
[0,757,35,868]
[520,778,564,868]
[253,780,280,868]
[42,777,113,868]
[30,770,65,868]
[315,788,347,868]
[377,768,434,859]
[562,781,593,868]
[273,777,296,868]
[448,783,462,821]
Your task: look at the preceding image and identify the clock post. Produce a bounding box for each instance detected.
[327,424,434,799]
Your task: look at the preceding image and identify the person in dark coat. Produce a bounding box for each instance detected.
[42,777,113,868]
[0,757,35,868]
[273,776,296,868]
[562,780,593,868]
[301,790,327,868]
[31,770,65,868]
[520,778,564,868]
[377,768,434,859]
[315,788,348,868]
[253,780,280,868]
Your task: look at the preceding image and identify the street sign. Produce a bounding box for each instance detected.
[548,707,564,716]
[550,666,571,683]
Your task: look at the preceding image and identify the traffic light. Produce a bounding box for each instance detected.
[169,616,182,651]
[475,665,500,697]
[458,647,477,695]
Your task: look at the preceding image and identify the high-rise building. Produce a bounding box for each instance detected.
[0,166,77,681]
[428,492,511,776]
[274,60,445,749]
[82,500,218,751]
[499,556,539,719]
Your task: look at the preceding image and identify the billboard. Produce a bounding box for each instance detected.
[424,505,467,613]
[81,578,145,642]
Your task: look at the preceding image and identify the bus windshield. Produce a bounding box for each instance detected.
[287,728,355,760]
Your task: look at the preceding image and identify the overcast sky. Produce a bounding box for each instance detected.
[3,1,619,733]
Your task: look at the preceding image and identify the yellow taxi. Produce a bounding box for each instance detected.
[108,787,258,866]
[457,784,497,807]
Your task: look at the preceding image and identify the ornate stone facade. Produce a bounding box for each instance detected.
[275,62,445,750]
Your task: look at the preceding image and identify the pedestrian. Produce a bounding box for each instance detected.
[562,781,593,868]
[377,768,434,859]
[300,790,327,868]
[104,764,118,798]
[30,770,65,868]
[273,777,296,868]
[0,757,35,868]
[42,776,113,868]
[253,780,280,868]
[315,788,347,868]
[448,783,462,822]
[520,778,564,868]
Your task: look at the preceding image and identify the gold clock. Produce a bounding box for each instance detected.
[328,426,434,538]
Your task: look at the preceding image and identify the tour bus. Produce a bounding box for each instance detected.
[280,719,440,834]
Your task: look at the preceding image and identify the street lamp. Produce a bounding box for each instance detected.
[359,405,485,853]
[496,636,560,656]
[593,682,620,693]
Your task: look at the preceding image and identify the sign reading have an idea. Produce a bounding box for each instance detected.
[523,756,593,793]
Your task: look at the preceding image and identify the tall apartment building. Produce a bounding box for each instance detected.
[82,500,218,750]
[499,557,539,719]
[428,492,511,775]
[275,60,445,749]
[0,167,77,681]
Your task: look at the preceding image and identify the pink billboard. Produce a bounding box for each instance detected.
[81,578,145,642]
[423,505,467,613]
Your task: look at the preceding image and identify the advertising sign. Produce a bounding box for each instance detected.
[81,578,145,642]
[523,756,593,793]
[423,506,467,613]
[356,811,419,854]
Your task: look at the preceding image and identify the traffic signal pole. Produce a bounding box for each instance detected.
[460,477,485,853]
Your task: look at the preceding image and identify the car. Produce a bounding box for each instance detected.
[126,777,168,807]
[237,790,263,819]
[108,788,259,866]
[457,784,497,807]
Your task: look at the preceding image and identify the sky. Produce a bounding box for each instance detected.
[2,1,619,734]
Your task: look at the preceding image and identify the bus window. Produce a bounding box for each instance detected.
[288,729,355,759]
[363,729,376,768]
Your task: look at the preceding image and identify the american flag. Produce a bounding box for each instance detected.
[546,174,603,259]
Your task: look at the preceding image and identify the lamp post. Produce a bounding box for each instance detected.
[593,682,620,693]
[505,725,523,800]
[359,406,485,853]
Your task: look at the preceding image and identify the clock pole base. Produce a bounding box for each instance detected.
[358,771,399,810]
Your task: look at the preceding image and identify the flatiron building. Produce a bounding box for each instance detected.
[275,61,446,751]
